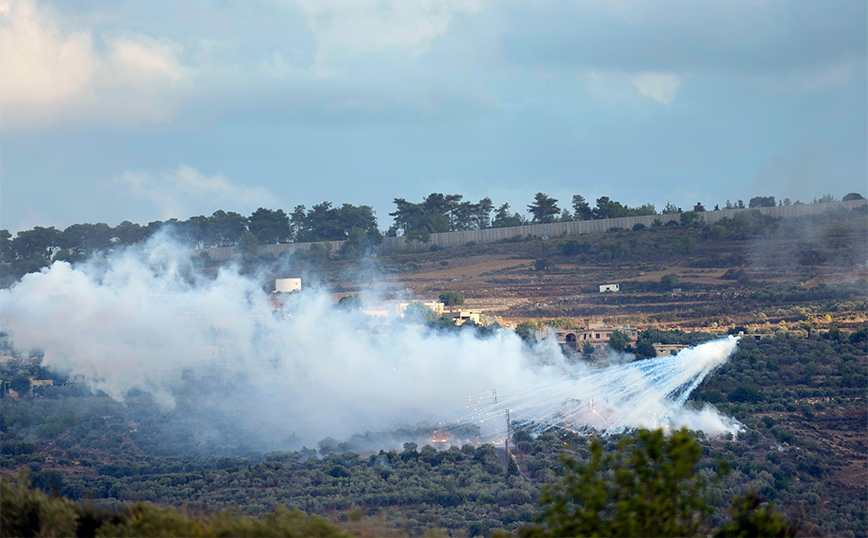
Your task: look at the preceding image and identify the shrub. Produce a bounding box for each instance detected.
[438,292,465,306]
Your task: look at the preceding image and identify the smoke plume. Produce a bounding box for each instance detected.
[0,234,741,450]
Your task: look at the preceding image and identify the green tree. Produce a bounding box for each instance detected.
[515,320,539,343]
[112,221,148,246]
[492,203,527,228]
[208,210,248,246]
[715,493,795,537]
[528,193,560,223]
[635,339,657,359]
[749,196,776,208]
[680,211,702,227]
[534,258,552,272]
[608,330,630,352]
[660,273,680,290]
[593,196,629,219]
[248,208,290,244]
[439,292,465,306]
[842,192,864,201]
[0,229,11,263]
[404,302,438,324]
[662,202,682,215]
[10,373,31,395]
[537,429,794,537]
[1,472,79,538]
[571,195,593,221]
[539,428,713,537]
[238,231,260,262]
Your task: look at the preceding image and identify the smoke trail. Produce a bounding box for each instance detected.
[0,235,741,450]
[445,337,743,442]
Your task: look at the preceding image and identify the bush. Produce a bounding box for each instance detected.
[438,292,465,306]
[660,273,680,290]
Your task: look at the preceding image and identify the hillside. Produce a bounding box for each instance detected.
[326,205,867,329]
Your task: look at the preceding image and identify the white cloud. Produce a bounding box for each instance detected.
[0,0,95,104]
[631,72,682,105]
[0,0,191,128]
[114,165,278,220]
[295,0,484,74]
[575,70,682,106]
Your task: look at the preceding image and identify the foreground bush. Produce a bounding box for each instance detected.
[1,472,349,538]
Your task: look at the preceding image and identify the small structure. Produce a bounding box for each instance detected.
[444,309,482,326]
[275,278,302,293]
[652,343,688,356]
[599,284,620,293]
[738,332,774,342]
[551,323,638,353]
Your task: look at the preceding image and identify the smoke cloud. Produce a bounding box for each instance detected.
[0,234,741,451]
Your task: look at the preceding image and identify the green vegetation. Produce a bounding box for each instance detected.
[3,192,862,283]
[438,292,465,306]
[535,428,793,537]
[1,332,864,536]
[1,472,349,537]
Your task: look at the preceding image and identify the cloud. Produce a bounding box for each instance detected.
[631,73,681,105]
[295,0,484,74]
[114,165,278,220]
[0,0,191,128]
[573,70,681,106]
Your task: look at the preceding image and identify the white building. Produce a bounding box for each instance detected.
[275,278,302,293]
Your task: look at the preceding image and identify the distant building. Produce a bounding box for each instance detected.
[652,343,688,356]
[549,323,638,353]
[738,332,774,342]
[443,309,481,325]
[275,278,302,293]
[599,284,620,293]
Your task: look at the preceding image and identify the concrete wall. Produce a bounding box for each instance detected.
[199,199,866,261]
[375,199,866,255]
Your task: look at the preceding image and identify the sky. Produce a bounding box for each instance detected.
[1,0,866,234]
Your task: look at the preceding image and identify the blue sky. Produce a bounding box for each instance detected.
[1,0,865,233]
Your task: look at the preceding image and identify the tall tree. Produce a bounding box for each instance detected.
[749,196,776,208]
[593,197,628,219]
[300,202,344,241]
[492,203,527,228]
[540,429,716,537]
[473,197,494,229]
[208,211,248,247]
[571,195,593,220]
[248,208,290,244]
[112,221,148,246]
[0,229,11,263]
[290,205,306,238]
[528,193,560,223]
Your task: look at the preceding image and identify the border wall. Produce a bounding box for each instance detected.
[200,199,867,261]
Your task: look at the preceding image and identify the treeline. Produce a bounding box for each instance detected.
[1,191,863,281]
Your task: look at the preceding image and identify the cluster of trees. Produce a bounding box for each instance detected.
[1,430,795,537]
[2,191,862,282]
[2,472,349,538]
[387,193,496,241]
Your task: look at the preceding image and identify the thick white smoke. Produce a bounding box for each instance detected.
[0,235,741,449]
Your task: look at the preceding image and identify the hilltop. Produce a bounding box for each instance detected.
[325,204,867,330]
